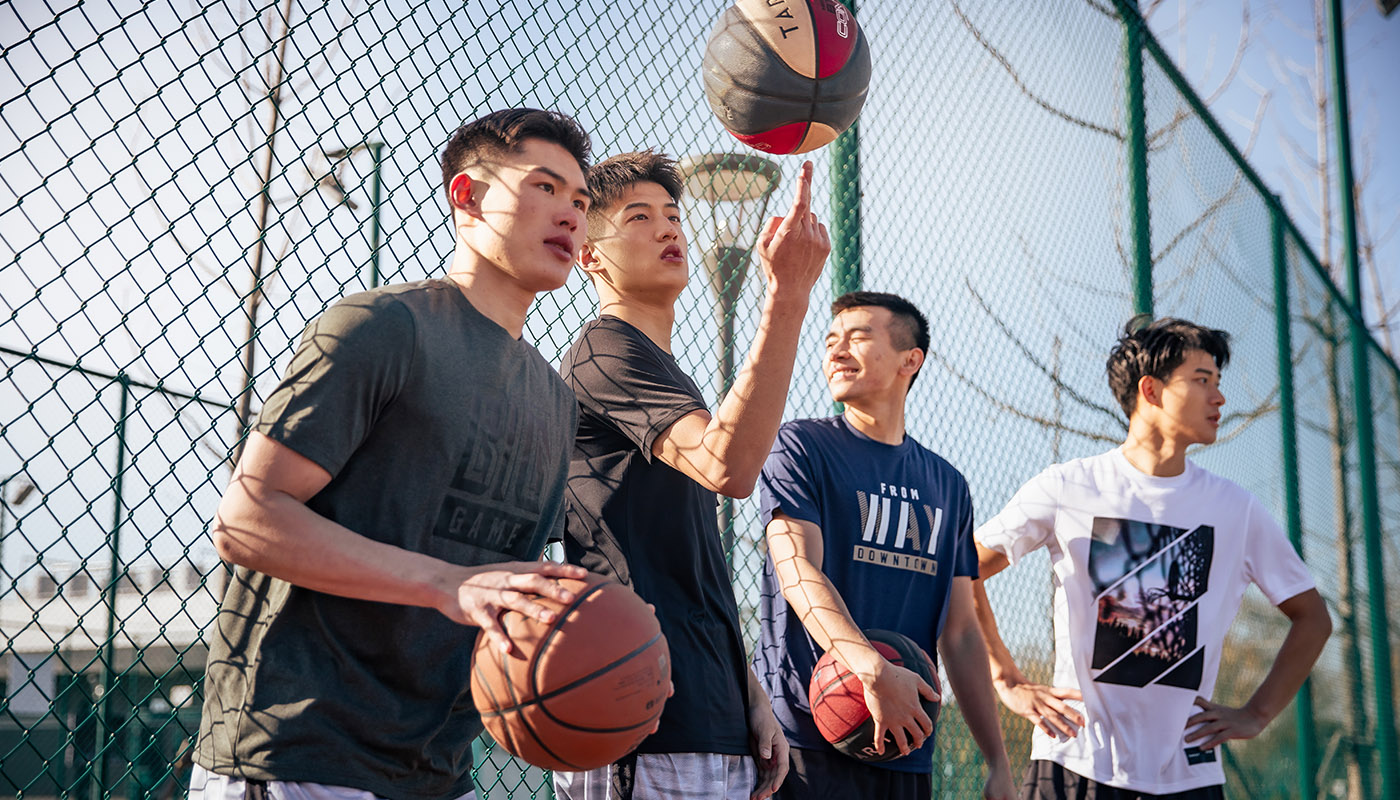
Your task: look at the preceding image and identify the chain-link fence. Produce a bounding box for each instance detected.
[2,0,1396,797]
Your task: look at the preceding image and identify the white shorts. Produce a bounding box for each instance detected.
[188,765,477,800]
[553,752,756,800]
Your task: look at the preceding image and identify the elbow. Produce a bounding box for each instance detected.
[707,461,759,498]
[714,473,758,499]
[1315,604,1334,641]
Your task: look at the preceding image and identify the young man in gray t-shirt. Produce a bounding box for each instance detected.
[191,109,595,800]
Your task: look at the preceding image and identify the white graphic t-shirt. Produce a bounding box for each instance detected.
[974,448,1315,794]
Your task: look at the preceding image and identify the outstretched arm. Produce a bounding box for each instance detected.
[971,542,1084,738]
[651,162,829,498]
[1186,588,1330,749]
[767,512,938,758]
[213,432,586,654]
[940,577,1015,800]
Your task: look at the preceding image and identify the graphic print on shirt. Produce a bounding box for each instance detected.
[851,483,944,576]
[1087,517,1214,689]
[430,371,550,558]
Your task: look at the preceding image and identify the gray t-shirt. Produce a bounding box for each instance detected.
[195,279,576,800]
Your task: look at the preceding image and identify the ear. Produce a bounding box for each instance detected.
[901,348,925,377]
[449,173,485,218]
[578,242,603,275]
[1137,374,1163,409]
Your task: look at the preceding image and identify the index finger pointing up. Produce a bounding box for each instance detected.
[787,160,814,218]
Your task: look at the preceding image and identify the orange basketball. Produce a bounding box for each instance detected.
[470,572,671,771]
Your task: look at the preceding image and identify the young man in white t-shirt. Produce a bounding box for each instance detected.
[972,316,1332,799]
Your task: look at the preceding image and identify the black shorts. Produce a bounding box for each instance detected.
[1020,760,1226,800]
[777,746,931,800]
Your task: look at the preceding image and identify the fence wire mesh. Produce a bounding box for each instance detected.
[1,0,1397,798]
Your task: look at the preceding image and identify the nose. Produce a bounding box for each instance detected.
[1212,387,1225,407]
[557,202,582,232]
[659,217,680,241]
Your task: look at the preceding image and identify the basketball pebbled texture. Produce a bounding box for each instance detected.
[702,0,871,154]
[808,629,941,763]
[470,573,671,771]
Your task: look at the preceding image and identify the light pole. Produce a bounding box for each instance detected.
[0,472,36,582]
[678,153,782,571]
[322,141,386,289]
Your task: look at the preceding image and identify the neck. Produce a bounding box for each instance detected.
[842,399,906,445]
[597,293,677,352]
[1120,419,1190,477]
[447,249,533,338]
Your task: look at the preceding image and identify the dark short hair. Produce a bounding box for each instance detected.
[439,108,591,210]
[1107,314,1231,418]
[831,291,931,389]
[585,150,684,241]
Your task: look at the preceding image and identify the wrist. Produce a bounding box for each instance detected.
[762,280,813,311]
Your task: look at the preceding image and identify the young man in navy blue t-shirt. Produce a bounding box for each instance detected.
[755,292,1014,800]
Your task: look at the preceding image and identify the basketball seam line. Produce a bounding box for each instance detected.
[479,630,665,719]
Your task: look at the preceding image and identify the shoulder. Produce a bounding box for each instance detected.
[1186,461,1258,506]
[774,416,845,450]
[562,317,657,374]
[305,287,421,348]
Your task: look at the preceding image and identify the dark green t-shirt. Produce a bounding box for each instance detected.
[194,279,576,800]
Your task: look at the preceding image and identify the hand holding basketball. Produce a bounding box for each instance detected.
[441,560,589,654]
[863,659,938,757]
[755,161,829,298]
[809,629,941,763]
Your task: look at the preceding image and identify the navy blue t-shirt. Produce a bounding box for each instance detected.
[754,415,978,774]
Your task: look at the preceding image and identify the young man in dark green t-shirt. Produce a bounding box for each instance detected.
[191,109,595,800]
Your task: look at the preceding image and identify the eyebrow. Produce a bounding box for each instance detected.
[621,201,681,212]
[826,325,873,339]
[533,166,593,201]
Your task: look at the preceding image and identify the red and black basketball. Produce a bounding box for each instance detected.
[702,0,872,155]
[470,573,671,771]
[808,629,941,763]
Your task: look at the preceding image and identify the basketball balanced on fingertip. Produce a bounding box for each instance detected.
[702,0,872,155]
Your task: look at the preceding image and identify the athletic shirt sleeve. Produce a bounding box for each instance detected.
[255,294,415,477]
[954,479,978,577]
[1241,492,1316,605]
[567,320,706,461]
[758,422,821,528]
[973,465,1061,565]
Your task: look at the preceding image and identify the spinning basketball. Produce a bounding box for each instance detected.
[809,629,941,763]
[702,0,872,155]
[471,573,671,771]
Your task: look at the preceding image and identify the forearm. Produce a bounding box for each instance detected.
[940,621,1010,768]
[971,578,1031,689]
[213,482,460,611]
[1242,592,1332,724]
[777,556,885,678]
[701,289,811,495]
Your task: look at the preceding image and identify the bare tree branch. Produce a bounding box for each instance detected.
[950,0,1122,140]
[963,278,1127,425]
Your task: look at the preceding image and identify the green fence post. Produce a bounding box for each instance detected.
[830,0,861,301]
[1271,199,1319,797]
[1328,1,1400,794]
[93,373,130,800]
[368,141,384,289]
[1122,0,1152,318]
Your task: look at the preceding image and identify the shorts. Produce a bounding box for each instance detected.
[188,765,477,800]
[775,746,930,800]
[1020,760,1225,800]
[553,751,756,800]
